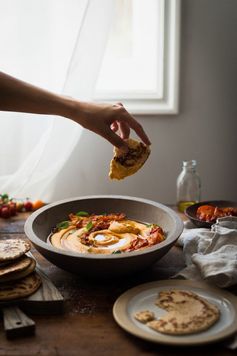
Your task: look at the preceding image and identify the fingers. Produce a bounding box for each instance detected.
[118,106,151,145]
[110,121,118,132]
[111,105,129,138]
[110,120,130,140]
[102,127,129,152]
[110,102,151,146]
[130,119,151,145]
[118,121,130,139]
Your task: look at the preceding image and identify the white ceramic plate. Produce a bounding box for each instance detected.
[113,280,237,346]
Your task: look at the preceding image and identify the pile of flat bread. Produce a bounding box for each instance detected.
[135,289,220,335]
[0,239,41,302]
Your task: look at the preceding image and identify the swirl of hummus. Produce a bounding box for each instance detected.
[87,230,136,254]
[49,218,161,254]
[89,231,120,246]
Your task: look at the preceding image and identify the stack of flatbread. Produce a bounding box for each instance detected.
[0,239,41,302]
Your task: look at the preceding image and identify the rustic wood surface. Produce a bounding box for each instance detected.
[3,306,35,339]
[0,210,236,355]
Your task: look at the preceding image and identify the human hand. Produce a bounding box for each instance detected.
[0,72,151,151]
[69,100,151,151]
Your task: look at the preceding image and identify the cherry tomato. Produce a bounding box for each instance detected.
[16,201,24,212]
[1,206,11,219]
[32,200,45,210]
[24,200,33,212]
[8,202,17,216]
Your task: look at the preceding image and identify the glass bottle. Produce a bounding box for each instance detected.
[176,160,201,212]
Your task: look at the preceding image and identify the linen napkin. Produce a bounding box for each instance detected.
[174,216,237,288]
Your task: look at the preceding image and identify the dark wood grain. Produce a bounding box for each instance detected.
[0,209,236,356]
[0,212,28,234]
[3,306,35,339]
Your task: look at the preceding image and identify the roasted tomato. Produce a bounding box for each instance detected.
[222,207,237,216]
[196,204,237,222]
[149,226,165,245]
[196,205,216,222]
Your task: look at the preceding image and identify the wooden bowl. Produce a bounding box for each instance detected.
[24,195,183,277]
[185,200,237,228]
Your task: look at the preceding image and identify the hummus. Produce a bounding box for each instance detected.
[49,213,165,255]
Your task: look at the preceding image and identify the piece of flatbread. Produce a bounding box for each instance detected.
[109,138,150,180]
[134,310,155,324]
[0,258,36,283]
[0,272,41,301]
[147,289,220,335]
[0,260,15,268]
[0,255,32,277]
[0,239,31,262]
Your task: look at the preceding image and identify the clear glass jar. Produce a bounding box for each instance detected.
[176,160,201,212]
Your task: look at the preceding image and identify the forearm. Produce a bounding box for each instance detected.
[0,71,75,118]
[0,71,150,148]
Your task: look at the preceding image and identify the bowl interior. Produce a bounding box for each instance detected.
[26,196,183,256]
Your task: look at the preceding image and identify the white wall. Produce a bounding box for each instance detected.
[53,0,237,204]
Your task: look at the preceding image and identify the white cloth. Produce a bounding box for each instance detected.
[0,0,115,201]
[175,217,237,288]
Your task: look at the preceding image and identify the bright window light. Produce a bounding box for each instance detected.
[95,0,180,115]
[96,0,163,98]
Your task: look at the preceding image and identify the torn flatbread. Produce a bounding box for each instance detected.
[147,289,220,335]
[109,138,150,180]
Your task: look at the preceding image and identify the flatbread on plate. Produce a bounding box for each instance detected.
[147,289,220,335]
[134,310,155,324]
[109,138,151,180]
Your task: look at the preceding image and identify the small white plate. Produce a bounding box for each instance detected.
[113,280,237,346]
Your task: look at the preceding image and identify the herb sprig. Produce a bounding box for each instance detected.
[76,211,89,217]
[57,221,70,230]
[86,221,93,231]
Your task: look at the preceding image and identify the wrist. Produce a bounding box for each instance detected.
[60,96,88,123]
[58,96,76,119]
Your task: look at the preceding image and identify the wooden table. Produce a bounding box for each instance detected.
[0,210,236,356]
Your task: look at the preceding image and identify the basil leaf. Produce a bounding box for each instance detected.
[112,250,122,254]
[76,211,89,217]
[86,221,93,231]
[146,223,158,228]
[1,193,9,202]
[57,221,69,230]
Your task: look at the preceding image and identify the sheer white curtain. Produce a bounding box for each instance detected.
[0,0,115,201]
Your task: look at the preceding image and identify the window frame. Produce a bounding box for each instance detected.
[94,0,181,115]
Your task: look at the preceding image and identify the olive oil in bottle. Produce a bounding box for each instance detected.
[177,200,197,213]
[177,160,201,213]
